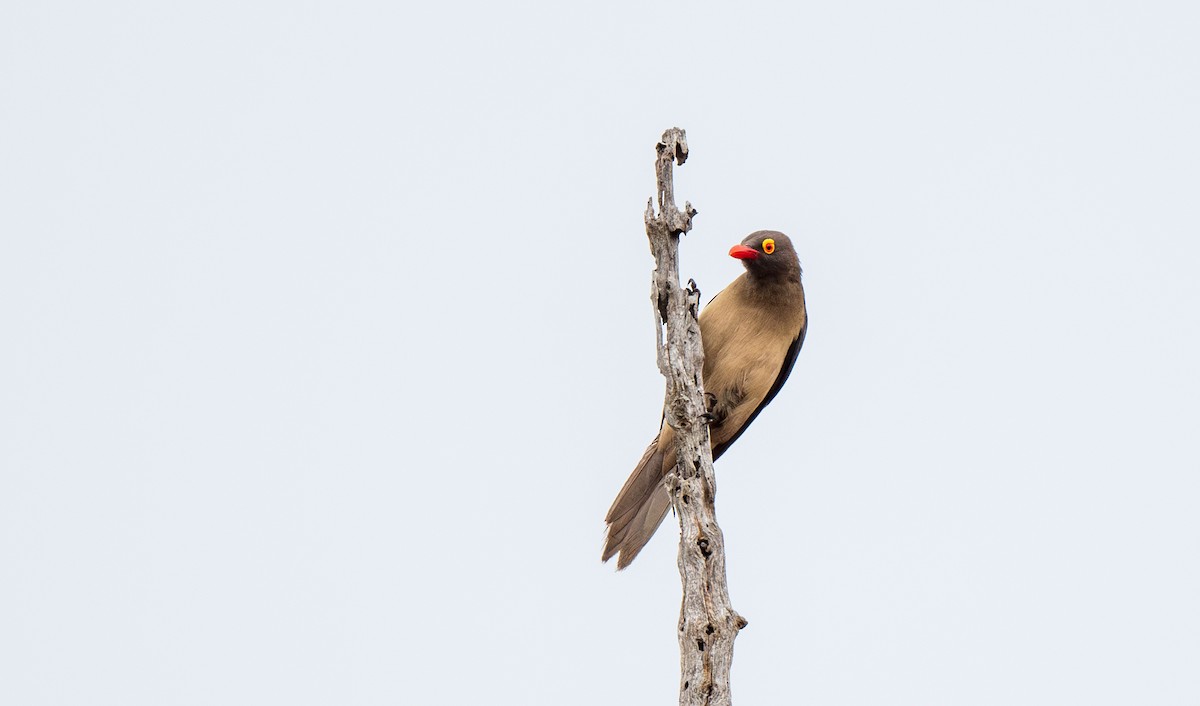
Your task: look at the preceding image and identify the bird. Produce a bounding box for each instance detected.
[602,230,807,569]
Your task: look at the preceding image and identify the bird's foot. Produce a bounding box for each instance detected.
[702,392,725,425]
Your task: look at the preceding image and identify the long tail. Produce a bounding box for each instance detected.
[602,433,673,569]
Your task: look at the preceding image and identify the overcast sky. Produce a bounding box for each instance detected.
[3,1,1199,704]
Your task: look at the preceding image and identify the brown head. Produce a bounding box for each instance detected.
[728,230,802,283]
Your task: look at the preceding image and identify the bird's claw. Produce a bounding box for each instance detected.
[702,392,725,425]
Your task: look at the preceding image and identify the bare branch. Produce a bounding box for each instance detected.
[644,127,745,706]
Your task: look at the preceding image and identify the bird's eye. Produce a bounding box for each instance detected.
[762,238,775,255]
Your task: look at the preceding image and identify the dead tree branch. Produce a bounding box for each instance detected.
[644,127,747,706]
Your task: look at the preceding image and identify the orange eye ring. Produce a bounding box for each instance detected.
[762,238,775,255]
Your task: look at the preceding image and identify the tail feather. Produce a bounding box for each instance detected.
[611,487,671,569]
[603,433,675,568]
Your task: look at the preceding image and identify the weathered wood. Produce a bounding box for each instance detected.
[644,128,746,706]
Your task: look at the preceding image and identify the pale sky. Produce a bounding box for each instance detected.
[2,1,1198,704]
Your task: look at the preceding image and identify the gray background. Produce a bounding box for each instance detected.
[2,1,1198,704]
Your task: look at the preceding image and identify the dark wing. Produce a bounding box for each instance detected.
[711,319,806,460]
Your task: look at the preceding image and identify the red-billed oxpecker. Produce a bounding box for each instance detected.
[603,231,807,569]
